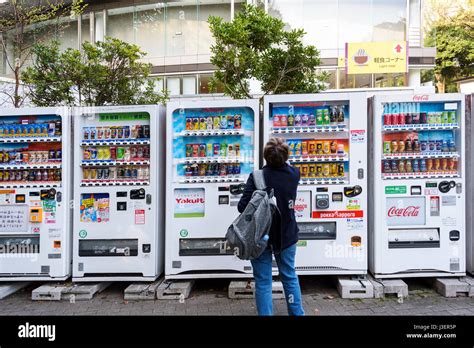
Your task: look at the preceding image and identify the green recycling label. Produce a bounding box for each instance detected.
[79,230,87,238]
[385,186,407,194]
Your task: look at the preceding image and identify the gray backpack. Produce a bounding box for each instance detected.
[226,170,279,260]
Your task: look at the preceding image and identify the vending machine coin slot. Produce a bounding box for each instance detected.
[117,202,127,211]
[438,181,451,193]
[449,230,460,241]
[358,168,364,179]
[130,189,145,199]
[218,186,230,192]
[410,186,422,195]
[455,183,462,194]
[15,195,25,204]
[146,194,152,205]
[29,207,43,223]
[315,194,330,210]
[316,187,328,192]
[344,185,362,197]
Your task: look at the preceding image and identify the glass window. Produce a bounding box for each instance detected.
[324,69,337,89]
[339,69,372,89]
[134,3,166,58]
[165,1,198,58]
[338,0,373,47]
[95,11,105,42]
[183,76,196,95]
[199,73,225,94]
[197,2,231,55]
[374,73,406,88]
[167,76,181,96]
[372,0,406,42]
[106,7,134,44]
[81,13,91,44]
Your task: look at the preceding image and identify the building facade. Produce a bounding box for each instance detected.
[0,0,435,96]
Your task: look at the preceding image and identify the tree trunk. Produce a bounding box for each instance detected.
[14,65,20,107]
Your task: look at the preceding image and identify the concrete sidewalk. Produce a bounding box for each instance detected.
[0,277,473,316]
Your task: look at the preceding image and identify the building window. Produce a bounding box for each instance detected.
[323,69,337,89]
[167,76,181,96]
[339,69,372,89]
[374,73,407,88]
[199,73,225,94]
[183,75,197,95]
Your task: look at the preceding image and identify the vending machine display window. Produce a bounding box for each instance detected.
[269,101,350,184]
[381,102,461,180]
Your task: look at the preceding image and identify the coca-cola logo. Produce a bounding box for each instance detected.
[387,206,420,217]
[413,95,429,101]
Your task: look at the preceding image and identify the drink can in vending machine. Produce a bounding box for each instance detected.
[97,127,104,139]
[200,117,207,131]
[294,114,302,127]
[405,159,413,172]
[302,114,310,126]
[316,110,324,126]
[206,116,213,130]
[337,163,345,177]
[441,158,448,171]
[419,159,427,172]
[301,164,309,178]
[301,141,308,156]
[142,125,150,138]
[273,114,281,127]
[309,114,316,126]
[186,117,193,131]
[412,113,420,124]
[405,113,412,125]
[213,116,221,129]
[398,113,405,125]
[109,167,116,180]
[279,115,287,127]
[448,139,456,152]
[234,114,242,129]
[213,143,220,156]
[442,140,449,152]
[391,160,398,173]
[199,144,207,157]
[390,140,398,153]
[420,140,427,152]
[426,158,433,172]
[420,112,427,124]
[391,114,399,125]
[220,116,228,129]
[83,168,91,180]
[383,114,391,125]
[448,111,456,123]
[308,164,316,178]
[314,164,321,177]
[435,140,442,152]
[287,114,295,127]
[398,140,405,153]
[383,160,391,173]
[206,144,213,157]
[206,164,213,176]
[398,160,405,173]
[219,163,227,176]
[322,141,330,155]
[448,158,457,171]
[124,126,130,138]
[330,163,338,176]
[413,140,420,153]
[434,158,441,171]
[83,128,90,140]
[316,142,323,155]
[442,111,449,124]
[294,141,302,156]
[220,143,227,157]
[322,163,330,177]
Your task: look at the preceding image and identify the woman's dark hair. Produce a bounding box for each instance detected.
[264,138,289,168]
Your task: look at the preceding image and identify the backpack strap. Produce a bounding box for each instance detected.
[252,170,266,190]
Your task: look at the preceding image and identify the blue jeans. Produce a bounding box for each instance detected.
[250,243,304,316]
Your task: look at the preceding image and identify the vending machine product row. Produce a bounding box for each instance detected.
[0,107,71,280]
[369,93,466,278]
[263,92,368,275]
[72,105,165,281]
[165,98,259,279]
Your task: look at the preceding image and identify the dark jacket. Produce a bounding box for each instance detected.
[237,163,300,253]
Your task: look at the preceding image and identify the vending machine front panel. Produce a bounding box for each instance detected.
[165,98,259,279]
[72,106,165,282]
[370,93,466,278]
[263,92,368,275]
[0,107,71,280]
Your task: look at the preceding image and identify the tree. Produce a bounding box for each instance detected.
[0,0,86,107]
[22,37,168,106]
[424,2,474,93]
[208,4,327,99]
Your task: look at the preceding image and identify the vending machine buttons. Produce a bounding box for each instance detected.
[142,244,151,253]
[344,185,362,197]
[410,186,422,195]
[315,194,330,210]
[29,207,43,223]
[358,168,364,179]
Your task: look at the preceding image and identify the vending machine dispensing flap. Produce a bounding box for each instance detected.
[388,228,440,249]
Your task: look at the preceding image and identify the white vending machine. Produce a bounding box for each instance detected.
[72,105,165,281]
[466,93,473,275]
[0,107,71,280]
[165,98,259,279]
[369,93,466,278]
[263,93,368,275]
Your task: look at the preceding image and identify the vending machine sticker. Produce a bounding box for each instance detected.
[0,205,28,233]
[0,191,15,204]
[346,199,361,210]
[441,196,456,206]
[296,240,307,247]
[42,200,56,212]
[350,130,365,143]
[174,188,205,218]
[48,228,61,238]
[44,212,56,224]
[385,186,407,194]
[80,193,110,223]
[135,210,145,224]
[312,210,363,219]
[347,218,364,231]
[386,197,426,226]
[442,217,456,226]
[295,191,311,219]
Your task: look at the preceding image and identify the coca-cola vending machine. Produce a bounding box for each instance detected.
[369,93,466,278]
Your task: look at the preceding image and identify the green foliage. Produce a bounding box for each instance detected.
[208,4,327,99]
[22,37,168,106]
[424,9,474,92]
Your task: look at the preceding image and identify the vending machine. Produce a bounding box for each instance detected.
[466,93,473,275]
[369,93,466,278]
[72,105,165,281]
[165,98,259,279]
[263,92,368,275]
[0,107,71,280]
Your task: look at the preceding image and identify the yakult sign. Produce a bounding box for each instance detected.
[386,197,426,226]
